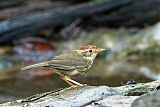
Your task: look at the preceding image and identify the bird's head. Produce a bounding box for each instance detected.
[77,45,105,61]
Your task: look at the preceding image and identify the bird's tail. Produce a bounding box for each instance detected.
[21,62,49,70]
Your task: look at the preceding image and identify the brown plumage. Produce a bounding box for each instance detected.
[21,45,105,86]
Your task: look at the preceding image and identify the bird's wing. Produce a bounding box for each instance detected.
[48,50,88,71]
[21,50,88,71]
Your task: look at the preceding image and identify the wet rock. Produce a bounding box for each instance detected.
[0,86,117,107]
[86,95,138,107]
[0,80,160,107]
[131,91,160,107]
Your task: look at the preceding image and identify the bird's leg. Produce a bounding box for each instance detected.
[60,75,75,86]
[64,76,83,86]
[60,75,83,86]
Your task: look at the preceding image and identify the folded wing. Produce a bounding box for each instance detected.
[48,50,88,71]
[21,50,88,71]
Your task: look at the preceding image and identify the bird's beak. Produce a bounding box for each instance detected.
[100,48,106,51]
[96,48,105,53]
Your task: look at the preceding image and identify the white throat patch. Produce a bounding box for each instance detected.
[85,53,97,61]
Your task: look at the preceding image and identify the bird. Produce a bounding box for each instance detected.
[21,45,105,86]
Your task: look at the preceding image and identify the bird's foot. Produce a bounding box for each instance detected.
[69,83,87,89]
[67,84,83,89]
[60,75,86,87]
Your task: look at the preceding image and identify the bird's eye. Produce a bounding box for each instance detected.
[89,50,92,53]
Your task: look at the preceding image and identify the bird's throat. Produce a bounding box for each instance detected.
[84,53,97,62]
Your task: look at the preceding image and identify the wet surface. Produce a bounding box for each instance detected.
[0,59,152,103]
[131,91,160,107]
[0,24,160,103]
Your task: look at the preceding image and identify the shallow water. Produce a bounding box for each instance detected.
[0,59,153,103]
[0,25,160,103]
